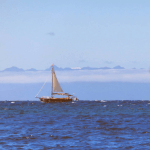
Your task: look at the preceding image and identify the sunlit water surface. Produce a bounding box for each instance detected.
[0,100,150,149]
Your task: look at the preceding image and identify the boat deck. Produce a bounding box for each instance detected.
[40,97,73,102]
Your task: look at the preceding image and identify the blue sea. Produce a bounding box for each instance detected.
[0,100,150,149]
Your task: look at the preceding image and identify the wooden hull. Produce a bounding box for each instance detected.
[39,97,73,102]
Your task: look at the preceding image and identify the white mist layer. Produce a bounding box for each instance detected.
[0,69,150,83]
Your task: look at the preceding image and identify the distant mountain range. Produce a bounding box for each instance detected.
[1,65,126,72]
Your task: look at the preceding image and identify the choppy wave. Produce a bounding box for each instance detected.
[0,100,150,149]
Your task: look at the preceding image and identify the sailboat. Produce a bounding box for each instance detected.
[35,64,78,102]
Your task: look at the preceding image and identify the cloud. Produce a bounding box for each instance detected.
[79,60,87,63]
[47,32,55,36]
[131,61,138,64]
[0,69,150,83]
[0,72,51,83]
[104,61,113,64]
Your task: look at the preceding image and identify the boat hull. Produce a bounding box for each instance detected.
[39,97,73,102]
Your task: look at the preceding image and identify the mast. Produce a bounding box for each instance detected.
[51,64,54,98]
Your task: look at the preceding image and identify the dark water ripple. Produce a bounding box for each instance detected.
[0,100,150,149]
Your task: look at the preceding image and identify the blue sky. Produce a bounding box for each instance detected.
[1,0,150,70]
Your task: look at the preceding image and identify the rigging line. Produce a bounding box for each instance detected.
[35,74,50,97]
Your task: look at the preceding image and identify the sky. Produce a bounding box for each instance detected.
[1,69,150,100]
[1,0,150,70]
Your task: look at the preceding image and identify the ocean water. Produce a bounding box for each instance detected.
[0,100,150,149]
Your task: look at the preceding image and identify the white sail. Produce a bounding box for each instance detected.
[53,72,63,92]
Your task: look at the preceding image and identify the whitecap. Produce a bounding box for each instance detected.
[101,100,106,102]
[11,102,15,103]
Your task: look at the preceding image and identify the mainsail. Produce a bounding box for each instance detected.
[53,72,63,92]
[35,64,78,102]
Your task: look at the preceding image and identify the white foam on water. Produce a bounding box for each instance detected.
[101,100,107,102]
[11,102,15,103]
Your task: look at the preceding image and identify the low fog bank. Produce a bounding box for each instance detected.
[0,69,150,83]
[0,82,150,100]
